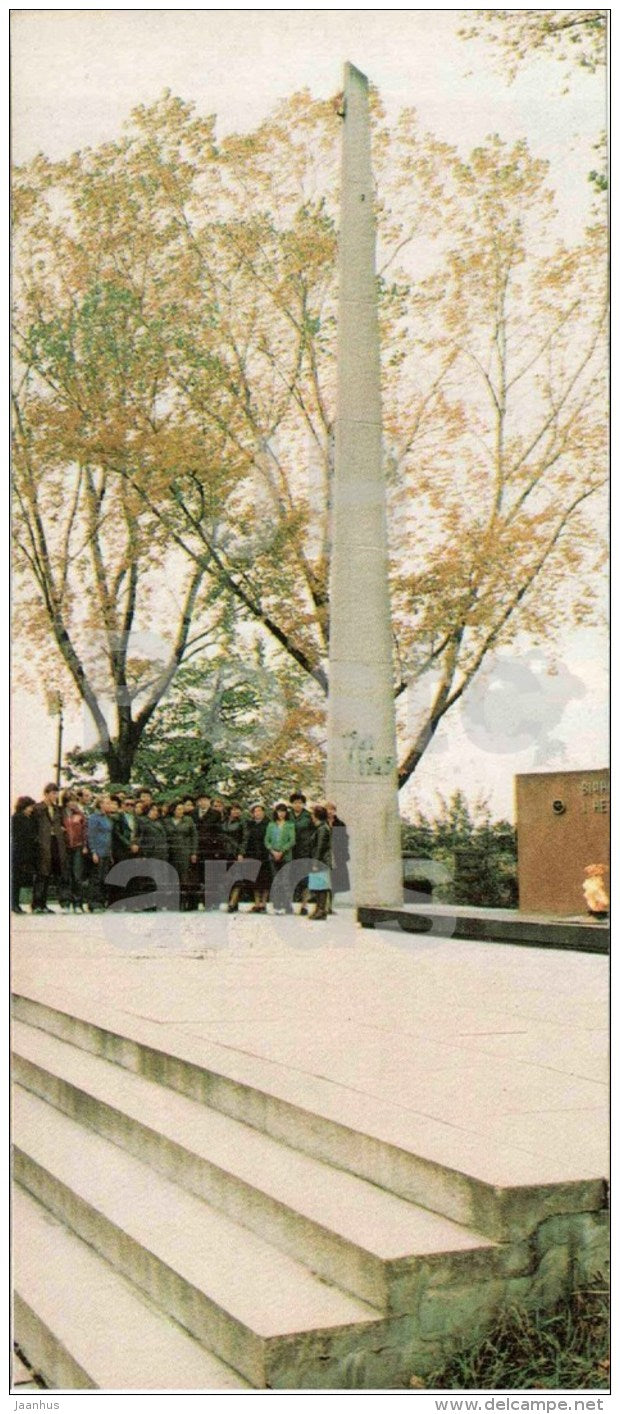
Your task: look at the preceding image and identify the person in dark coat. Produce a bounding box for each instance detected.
[137,804,169,862]
[106,795,139,908]
[194,794,212,835]
[181,798,199,908]
[11,796,37,912]
[32,783,69,912]
[326,801,350,913]
[222,803,246,911]
[75,786,95,892]
[108,795,135,864]
[289,792,315,910]
[165,801,198,911]
[308,805,332,921]
[208,798,228,845]
[222,802,244,857]
[120,796,139,846]
[190,793,212,908]
[198,796,230,910]
[135,804,169,909]
[240,804,271,912]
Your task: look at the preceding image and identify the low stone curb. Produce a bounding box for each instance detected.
[357,907,610,953]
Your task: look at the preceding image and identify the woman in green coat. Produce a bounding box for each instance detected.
[265,803,296,911]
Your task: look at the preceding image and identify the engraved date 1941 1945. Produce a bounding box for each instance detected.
[342,730,394,777]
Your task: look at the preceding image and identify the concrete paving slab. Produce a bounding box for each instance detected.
[449,1026,608,1082]
[12,911,608,1198]
[468,1109,609,1168]
[180,1013,606,1104]
[179,1015,484,1082]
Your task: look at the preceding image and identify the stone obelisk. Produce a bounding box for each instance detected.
[326,62,403,907]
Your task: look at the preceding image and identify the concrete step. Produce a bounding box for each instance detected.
[12,991,605,1241]
[13,1018,501,1311]
[13,1186,251,1390]
[13,1086,395,1389]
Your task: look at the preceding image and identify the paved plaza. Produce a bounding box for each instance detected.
[12,907,609,1191]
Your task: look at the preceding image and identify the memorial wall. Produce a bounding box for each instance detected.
[516,768,610,915]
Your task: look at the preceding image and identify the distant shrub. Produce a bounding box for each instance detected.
[401,790,518,908]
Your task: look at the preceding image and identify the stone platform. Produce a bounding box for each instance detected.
[11,908,609,1390]
[357,903,610,953]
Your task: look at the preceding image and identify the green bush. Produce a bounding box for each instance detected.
[402,790,518,908]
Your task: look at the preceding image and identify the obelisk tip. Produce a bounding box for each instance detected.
[343,61,369,91]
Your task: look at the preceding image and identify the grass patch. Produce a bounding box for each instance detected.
[420,1276,610,1391]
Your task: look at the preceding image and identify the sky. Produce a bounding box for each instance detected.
[11,8,605,231]
[10,6,609,819]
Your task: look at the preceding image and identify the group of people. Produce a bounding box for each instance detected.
[11,785,350,920]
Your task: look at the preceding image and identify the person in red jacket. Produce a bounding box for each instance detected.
[61,790,89,912]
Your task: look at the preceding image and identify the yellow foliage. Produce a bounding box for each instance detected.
[12,90,608,785]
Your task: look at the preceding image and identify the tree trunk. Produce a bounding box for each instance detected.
[397,714,441,790]
[105,722,141,785]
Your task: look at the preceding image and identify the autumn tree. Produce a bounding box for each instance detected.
[386,136,608,781]
[458,9,608,192]
[458,9,607,80]
[12,122,236,781]
[12,91,608,789]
